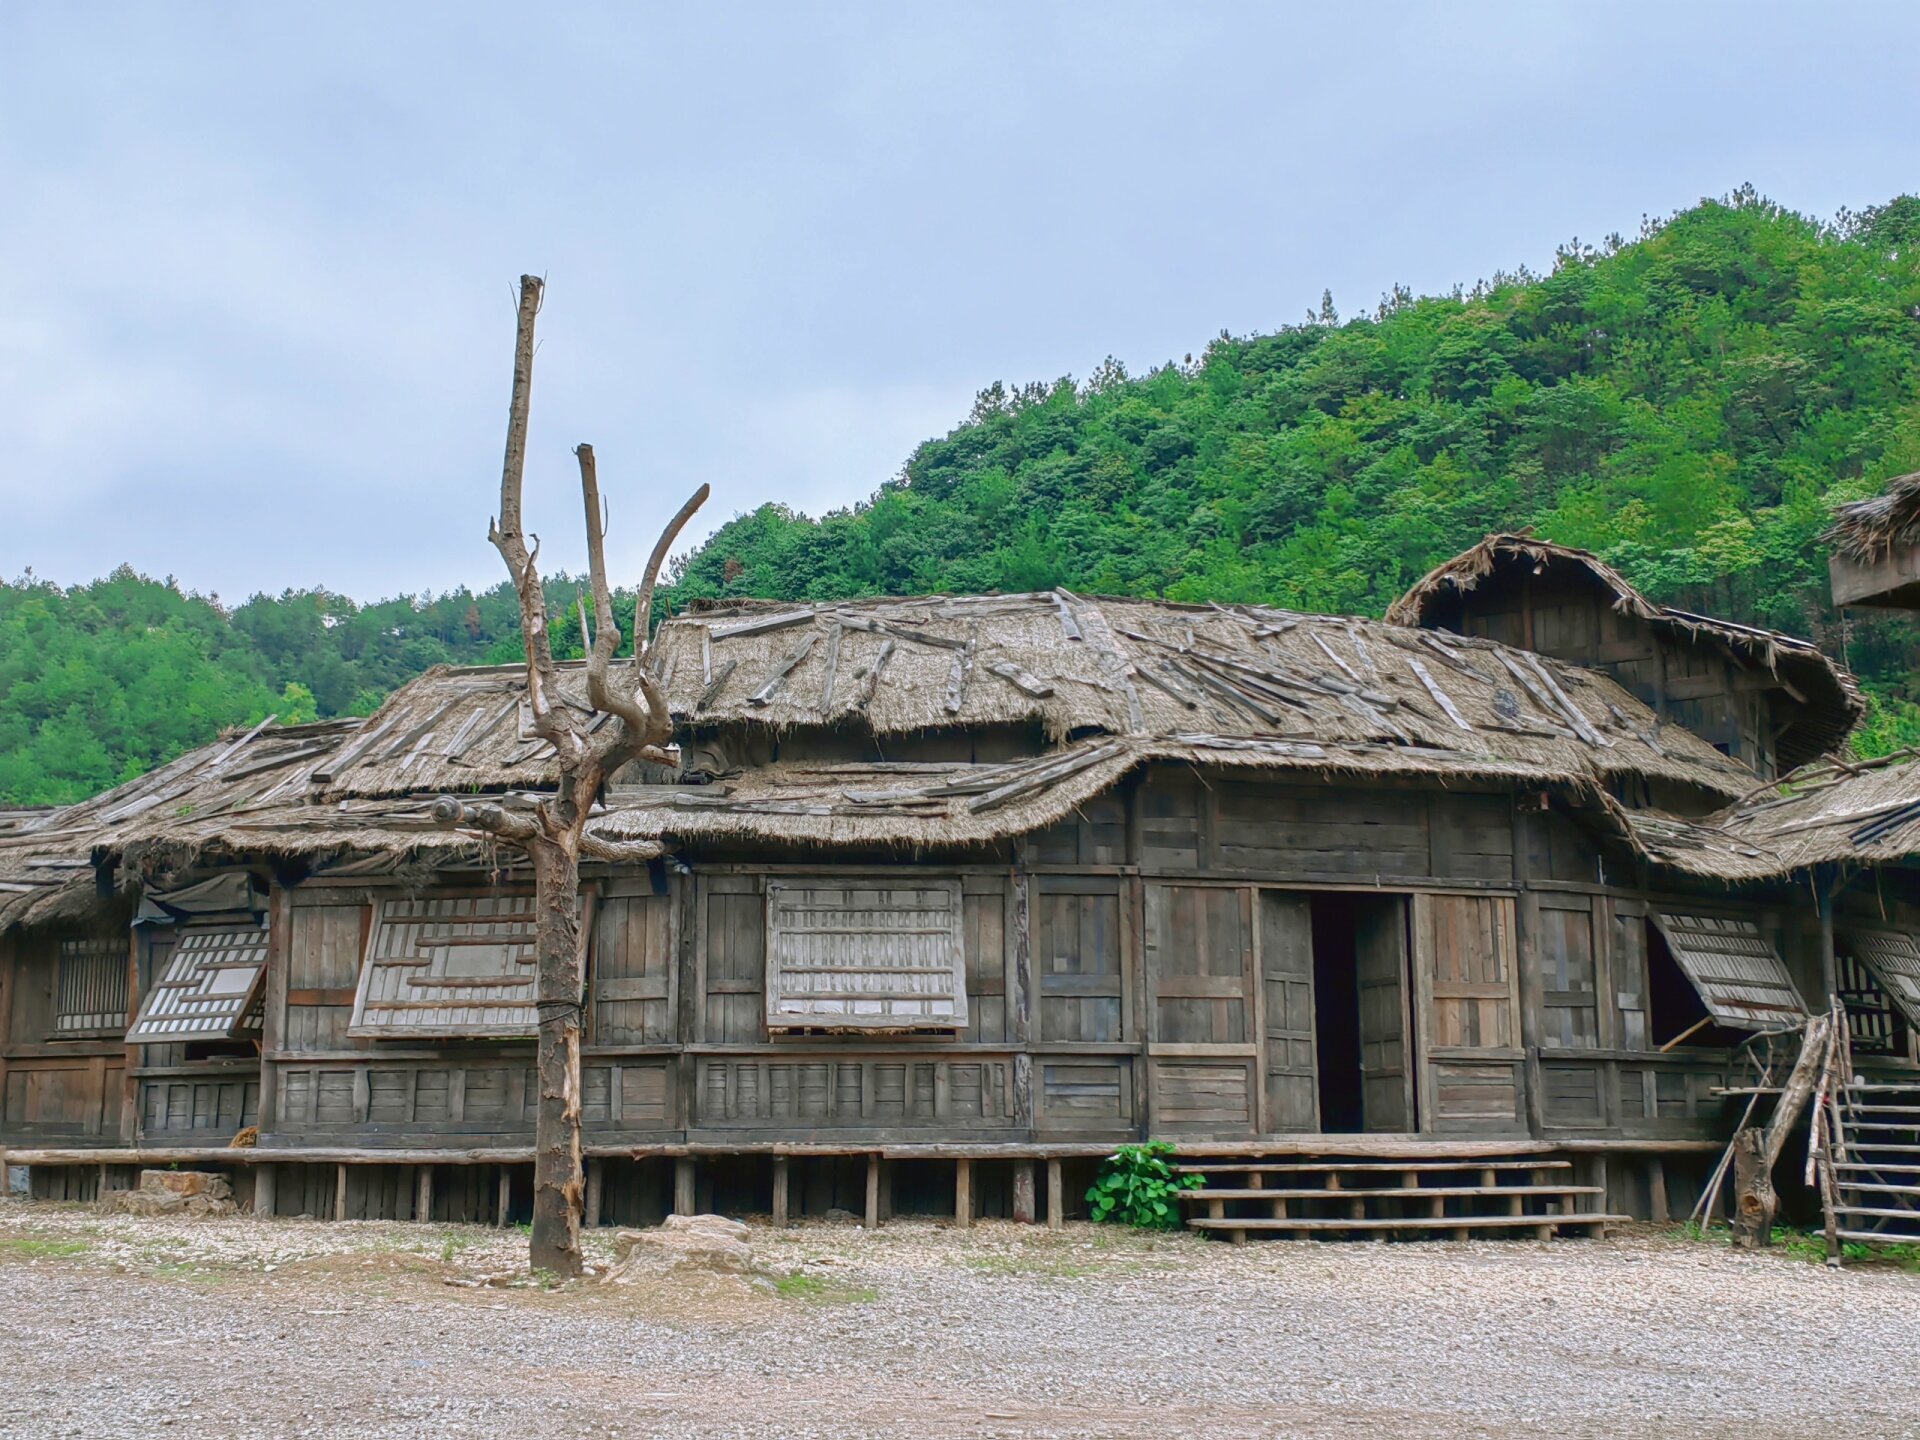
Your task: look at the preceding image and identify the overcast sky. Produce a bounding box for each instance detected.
[5,3,1919,603]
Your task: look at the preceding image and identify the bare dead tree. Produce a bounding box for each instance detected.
[432,275,708,1275]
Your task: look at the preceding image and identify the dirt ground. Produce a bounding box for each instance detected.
[1,1197,1916,1439]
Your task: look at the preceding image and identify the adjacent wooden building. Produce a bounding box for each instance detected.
[5,546,1912,1236]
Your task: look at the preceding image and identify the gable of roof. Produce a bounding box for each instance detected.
[1386,533,1862,769]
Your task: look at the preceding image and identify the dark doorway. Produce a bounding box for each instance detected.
[1310,895,1364,1132]
[1309,893,1416,1133]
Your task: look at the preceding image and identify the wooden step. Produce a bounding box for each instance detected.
[1841,1104,1920,1115]
[1176,1160,1571,1176]
[1835,1229,1920,1245]
[1180,1184,1602,1202]
[1188,1213,1628,1235]
[1844,1083,1920,1092]
[1835,1182,1920,1200]
[1834,1160,1920,1173]
[1836,1122,1920,1132]
[1841,1143,1920,1153]
[1833,1204,1920,1221]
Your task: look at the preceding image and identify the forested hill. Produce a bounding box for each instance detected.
[9,188,1920,805]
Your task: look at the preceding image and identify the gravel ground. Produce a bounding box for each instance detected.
[1,1196,1916,1438]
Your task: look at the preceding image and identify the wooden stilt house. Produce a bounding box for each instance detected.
[6,552,1911,1239]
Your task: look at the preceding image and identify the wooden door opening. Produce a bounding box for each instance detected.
[1307,893,1415,1134]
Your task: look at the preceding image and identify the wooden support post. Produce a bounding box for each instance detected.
[415,1164,434,1224]
[865,1154,882,1230]
[497,1166,512,1228]
[772,1156,790,1228]
[334,1163,348,1222]
[1045,1158,1063,1229]
[254,1163,276,1219]
[1732,1128,1774,1248]
[674,1157,695,1217]
[1012,1160,1036,1224]
[955,1158,973,1228]
[97,1161,109,1200]
[1649,1157,1669,1225]
[584,1159,603,1230]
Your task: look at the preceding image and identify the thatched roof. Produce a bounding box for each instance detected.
[1827,473,1920,561]
[0,719,355,930]
[1385,533,1862,768]
[1621,750,1920,883]
[0,587,1802,934]
[0,718,525,932]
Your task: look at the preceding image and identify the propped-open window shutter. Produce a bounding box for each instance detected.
[766,880,968,1031]
[126,925,268,1042]
[1649,911,1806,1030]
[1843,930,1920,1032]
[348,895,549,1039]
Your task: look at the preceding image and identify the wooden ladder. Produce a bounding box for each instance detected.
[1827,1081,1920,1248]
[1178,1156,1628,1243]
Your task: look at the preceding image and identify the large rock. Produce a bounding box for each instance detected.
[604,1213,753,1281]
[107,1170,237,1217]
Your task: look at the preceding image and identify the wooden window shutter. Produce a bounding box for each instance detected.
[347,894,557,1040]
[1649,911,1806,1030]
[765,880,967,1032]
[125,925,267,1042]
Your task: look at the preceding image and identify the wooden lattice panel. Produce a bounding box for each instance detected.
[53,935,128,1036]
[348,895,541,1039]
[765,880,967,1031]
[1844,930,1920,1033]
[1650,911,1806,1029]
[126,926,268,1041]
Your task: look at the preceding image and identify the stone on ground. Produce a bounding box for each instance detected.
[603,1214,753,1281]
[107,1169,237,1218]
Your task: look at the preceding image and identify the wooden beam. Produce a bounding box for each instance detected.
[415,1164,434,1223]
[584,1159,603,1229]
[955,1157,972,1228]
[497,1166,512,1227]
[334,1163,348,1222]
[254,1163,276,1219]
[772,1156,789,1228]
[1012,1160,1036,1224]
[1046,1158,1064,1229]
[674,1157,696,1216]
[865,1154,882,1230]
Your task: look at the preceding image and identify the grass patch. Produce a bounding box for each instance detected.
[0,1237,89,1259]
[1676,1220,1920,1272]
[774,1272,877,1304]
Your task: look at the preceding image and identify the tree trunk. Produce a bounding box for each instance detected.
[1732,1126,1776,1249]
[530,832,586,1276]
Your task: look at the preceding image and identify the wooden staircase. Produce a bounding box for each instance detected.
[1828,1081,1920,1246]
[1179,1155,1627,1242]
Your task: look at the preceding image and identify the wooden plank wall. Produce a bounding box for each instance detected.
[0,928,127,1145]
[3,761,1807,1170]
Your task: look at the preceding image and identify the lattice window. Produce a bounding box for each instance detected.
[765,880,967,1032]
[1843,930,1920,1035]
[1650,911,1806,1030]
[347,895,544,1039]
[126,926,269,1042]
[1837,950,1900,1056]
[52,935,128,1037]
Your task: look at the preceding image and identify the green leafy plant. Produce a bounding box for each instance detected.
[1086,1142,1204,1230]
